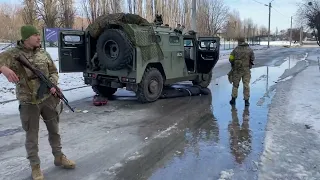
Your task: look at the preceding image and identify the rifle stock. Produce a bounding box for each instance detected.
[15,54,74,112]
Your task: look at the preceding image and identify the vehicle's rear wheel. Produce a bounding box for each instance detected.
[136,67,164,103]
[92,85,117,97]
[96,29,133,70]
[192,71,213,88]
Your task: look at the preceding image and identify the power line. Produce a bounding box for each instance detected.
[250,0,266,6]
[272,6,289,18]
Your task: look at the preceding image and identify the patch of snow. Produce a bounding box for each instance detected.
[288,66,320,132]
[258,65,320,179]
[260,40,301,47]
[218,169,234,180]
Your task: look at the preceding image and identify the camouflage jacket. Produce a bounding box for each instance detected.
[229,42,255,71]
[0,41,59,104]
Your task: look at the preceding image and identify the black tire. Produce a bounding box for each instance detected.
[192,71,213,88]
[92,85,117,98]
[96,29,133,70]
[136,68,164,103]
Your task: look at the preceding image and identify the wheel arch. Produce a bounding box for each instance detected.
[137,62,166,84]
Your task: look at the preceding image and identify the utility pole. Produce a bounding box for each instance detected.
[191,0,196,32]
[299,26,303,45]
[290,16,293,47]
[267,2,271,48]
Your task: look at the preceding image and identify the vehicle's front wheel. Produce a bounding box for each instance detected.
[92,85,117,97]
[136,67,164,103]
[192,71,213,88]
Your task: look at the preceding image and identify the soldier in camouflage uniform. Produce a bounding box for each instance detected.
[0,25,75,180]
[228,37,255,106]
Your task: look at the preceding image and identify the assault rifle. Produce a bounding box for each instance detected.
[15,54,74,112]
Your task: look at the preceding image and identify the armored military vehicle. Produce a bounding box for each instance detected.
[58,13,220,103]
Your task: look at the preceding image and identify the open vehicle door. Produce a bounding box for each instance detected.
[196,37,220,74]
[58,30,87,73]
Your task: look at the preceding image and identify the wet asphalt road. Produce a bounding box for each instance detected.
[0,46,315,180]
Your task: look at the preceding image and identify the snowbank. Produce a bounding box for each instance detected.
[258,53,320,179]
[260,40,301,47]
[289,66,320,131]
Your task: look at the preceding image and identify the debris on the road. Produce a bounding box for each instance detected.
[218,169,234,180]
[93,95,108,106]
[175,151,182,155]
[252,160,260,171]
[82,110,89,113]
[145,137,148,140]
[305,124,312,129]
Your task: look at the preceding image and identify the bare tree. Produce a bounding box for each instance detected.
[0,3,24,41]
[127,0,132,13]
[22,0,37,25]
[58,0,75,28]
[207,0,229,35]
[296,0,320,45]
[35,0,59,27]
[110,0,122,13]
[259,25,268,36]
[223,10,243,39]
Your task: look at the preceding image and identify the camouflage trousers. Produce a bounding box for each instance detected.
[19,95,64,166]
[231,69,251,100]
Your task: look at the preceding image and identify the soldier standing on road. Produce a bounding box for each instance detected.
[228,37,255,106]
[0,25,75,180]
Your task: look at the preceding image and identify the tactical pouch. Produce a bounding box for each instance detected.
[228,70,233,84]
[234,60,243,70]
[55,98,64,115]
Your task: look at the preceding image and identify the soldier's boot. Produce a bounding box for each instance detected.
[230,97,236,105]
[31,164,44,180]
[245,100,250,106]
[54,155,76,169]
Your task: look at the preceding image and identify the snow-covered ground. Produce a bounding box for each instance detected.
[260,40,301,47]
[258,52,320,179]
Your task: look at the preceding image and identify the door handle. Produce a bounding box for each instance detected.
[63,52,71,56]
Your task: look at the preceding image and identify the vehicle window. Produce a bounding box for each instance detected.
[63,35,81,43]
[151,35,161,43]
[169,36,180,44]
[200,40,217,49]
[184,39,193,47]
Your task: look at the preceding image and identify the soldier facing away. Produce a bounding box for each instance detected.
[0,25,75,180]
[228,37,255,106]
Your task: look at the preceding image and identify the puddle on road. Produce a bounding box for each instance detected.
[112,55,308,180]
